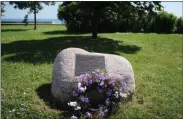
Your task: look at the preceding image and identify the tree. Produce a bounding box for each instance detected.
[58,2,162,39]
[10,2,55,30]
[1,2,5,16]
[176,17,183,34]
[154,11,178,33]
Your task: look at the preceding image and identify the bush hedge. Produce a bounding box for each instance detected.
[58,3,182,34]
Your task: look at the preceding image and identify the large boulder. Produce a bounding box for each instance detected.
[51,48,135,102]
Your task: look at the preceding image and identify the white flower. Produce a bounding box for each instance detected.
[99,81,104,86]
[71,115,78,119]
[68,101,77,107]
[120,92,127,98]
[78,86,87,93]
[95,69,100,72]
[74,106,81,110]
[114,91,119,98]
[78,82,81,88]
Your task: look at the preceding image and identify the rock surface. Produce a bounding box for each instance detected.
[51,48,135,102]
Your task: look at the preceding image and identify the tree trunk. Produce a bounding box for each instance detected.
[34,2,37,30]
[92,12,98,39]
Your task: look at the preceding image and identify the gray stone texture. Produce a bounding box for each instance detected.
[51,48,135,102]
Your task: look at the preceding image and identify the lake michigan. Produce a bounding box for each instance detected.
[1,18,64,24]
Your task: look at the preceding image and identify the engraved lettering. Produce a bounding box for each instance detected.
[75,54,106,76]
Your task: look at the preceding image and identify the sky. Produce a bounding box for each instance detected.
[1,2,182,19]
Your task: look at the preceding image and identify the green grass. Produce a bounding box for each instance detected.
[1,25,182,119]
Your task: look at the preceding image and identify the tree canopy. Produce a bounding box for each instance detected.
[175,17,183,34]
[1,2,5,16]
[10,2,55,29]
[154,11,178,33]
[58,2,162,39]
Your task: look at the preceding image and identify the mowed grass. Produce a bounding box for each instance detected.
[1,25,182,119]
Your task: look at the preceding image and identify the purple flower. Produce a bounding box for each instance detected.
[81,97,89,103]
[79,73,86,79]
[96,73,105,81]
[107,91,112,97]
[72,92,79,97]
[78,74,85,82]
[99,111,105,117]
[86,112,92,118]
[109,80,115,87]
[84,98,89,102]
[71,115,78,119]
[105,98,110,105]
[102,84,107,89]
[97,87,102,93]
[104,109,109,113]
[98,104,103,108]
[86,79,92,86]
[78,73,90,82]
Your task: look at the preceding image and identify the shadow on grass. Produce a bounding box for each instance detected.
[1,29,28,32]
[2,36,141,64]
[43,30,86,35]
[36,83,72,118]
[43,30,120,35]
[36,83,134,119]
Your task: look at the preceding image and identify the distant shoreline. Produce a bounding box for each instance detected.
[1,23,64,25]
[1,18,64,24]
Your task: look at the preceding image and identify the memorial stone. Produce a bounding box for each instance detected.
[51,48,135,102]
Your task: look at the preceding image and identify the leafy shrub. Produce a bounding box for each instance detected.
[58,2,92,33]
[58,2,179,34]
[175,17,183,34]
[154,11,178,33]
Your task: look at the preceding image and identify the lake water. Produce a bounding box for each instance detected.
[1,18,64,24]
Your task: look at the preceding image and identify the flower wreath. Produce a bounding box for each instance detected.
[68,70,127,119]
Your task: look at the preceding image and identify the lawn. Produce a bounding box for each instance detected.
[1,25,182,119]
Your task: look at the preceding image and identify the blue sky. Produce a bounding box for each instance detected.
[1,2,182,19]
